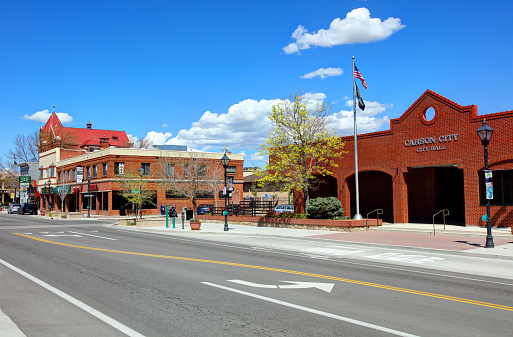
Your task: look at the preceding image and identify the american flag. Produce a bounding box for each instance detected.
[354,64,367,89]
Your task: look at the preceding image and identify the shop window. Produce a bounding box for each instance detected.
[166,190,186,199]
[102,191,108,211]
[197,191,214,199]
[142,191,157,209]
[479,169,513,205]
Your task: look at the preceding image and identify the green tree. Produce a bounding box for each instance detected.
[257,92,346,211]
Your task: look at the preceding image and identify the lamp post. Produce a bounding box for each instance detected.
[87,174,91,218]
[138,166,144,219]
[221,153,230,231]
[476,119,494,248]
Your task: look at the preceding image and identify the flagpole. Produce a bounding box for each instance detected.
[352,56,363,220]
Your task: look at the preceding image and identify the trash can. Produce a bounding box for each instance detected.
[186,209,194,220]
[160,205,166,215]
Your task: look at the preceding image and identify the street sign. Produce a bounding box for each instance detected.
[84,194,94,198]
[19,176,31,184]
[131,190,140,194]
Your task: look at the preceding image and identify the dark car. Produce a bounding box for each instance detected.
[8,204,21,214]
[18,203,38,215]
[197,204,213,215]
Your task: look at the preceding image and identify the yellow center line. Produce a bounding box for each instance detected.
[13,233,513,312]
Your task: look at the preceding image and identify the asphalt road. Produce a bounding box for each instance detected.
[0,214,511,336]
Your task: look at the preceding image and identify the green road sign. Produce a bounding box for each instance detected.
[19,176,31,184]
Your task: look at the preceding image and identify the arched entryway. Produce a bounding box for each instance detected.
[405,166,465,225]
[346,171,394,222]
[308,175,338,199]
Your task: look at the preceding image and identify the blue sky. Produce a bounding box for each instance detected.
[1,0,512,166]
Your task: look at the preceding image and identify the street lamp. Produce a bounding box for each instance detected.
[221,153,230,231]
[138,166,144,219]
[476,119,494,248]
[87,174,91,218]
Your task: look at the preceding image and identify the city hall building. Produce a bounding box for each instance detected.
[305,90,512,227]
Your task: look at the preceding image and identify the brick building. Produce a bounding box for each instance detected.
[38,112,243,215]
[298,90,512,227]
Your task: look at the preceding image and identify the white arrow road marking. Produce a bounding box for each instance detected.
[202,282,418,337]
[227,279,335,293]
[278,281,334,293]
[68,231,117,240]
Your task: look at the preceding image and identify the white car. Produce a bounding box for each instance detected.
[274,204,294,213]
[8,204,22,214]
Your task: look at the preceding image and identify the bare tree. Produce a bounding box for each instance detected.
[157,152,224,219]
[113,163,156,219]
[6,131,39,163]
[137,136,154,149]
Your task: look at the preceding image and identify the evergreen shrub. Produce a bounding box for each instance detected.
[306,197,344,219]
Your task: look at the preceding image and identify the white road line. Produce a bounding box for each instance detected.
[0,258,144,337]
[202,282,419,337]
[68,231,118,240]
[121,230,513,286]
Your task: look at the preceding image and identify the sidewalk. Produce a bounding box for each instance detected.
[112,217,513,259]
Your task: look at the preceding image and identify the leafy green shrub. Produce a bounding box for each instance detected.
[306,197,344,219]
[61,215,67,219]
[127,221,136,226]
[277,212,308,219]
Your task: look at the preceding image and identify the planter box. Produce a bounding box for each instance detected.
[197,214,382,231]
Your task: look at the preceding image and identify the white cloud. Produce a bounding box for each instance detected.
[139,93,391,156]
[301,67,343,79]
[23,109,73,124]
[329,100,391,135]
[161,123,169,127]
[283,7,405,54]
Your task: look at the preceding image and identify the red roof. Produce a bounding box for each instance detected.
[42,112,130,148]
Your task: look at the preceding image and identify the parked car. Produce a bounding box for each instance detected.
[18,203,38,215]
[274,204,294,213]
[8,204,21,214]
[197,204,213,215]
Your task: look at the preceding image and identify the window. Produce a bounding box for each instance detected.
[103,163,108,176]
[50,167,54,177]
[73,169,77,180]
[93,165,97,178]
[114,162,124,175]
[86,166,91,179]
[165,164,175,177]
[227,166,236,174]
[141,163,150,175]
[58,172,61,182]
[40,169,43,179]
[89,147,94,152]
[479,169,513,205]
[112,136,118,141]
[166,190,186,198]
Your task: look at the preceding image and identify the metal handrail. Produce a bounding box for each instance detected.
[431,209,449,235]
[366,209,383,230]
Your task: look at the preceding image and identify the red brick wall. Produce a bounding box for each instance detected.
[297,90,513,227]
[48,152,244,216]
